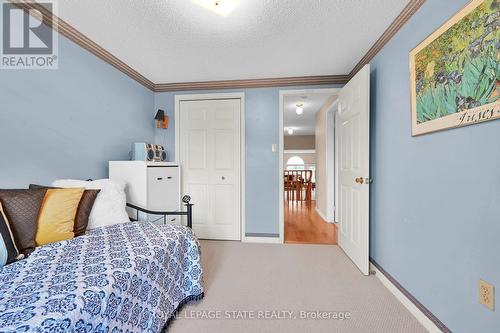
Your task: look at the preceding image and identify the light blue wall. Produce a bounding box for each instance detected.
[154,85,340,236]
[0,35,154,188]
[370,1,500,332]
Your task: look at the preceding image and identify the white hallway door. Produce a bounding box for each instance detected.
[179,98,241,240]
[336,64,370,275]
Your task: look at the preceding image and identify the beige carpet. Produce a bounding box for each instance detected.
[169,241,427,333]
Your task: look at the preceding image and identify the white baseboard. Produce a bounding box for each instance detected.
[370,263,443,333]
[315,207,334,223]
[242,236,281,244]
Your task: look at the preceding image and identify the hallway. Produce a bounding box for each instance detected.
[284,201,337,244]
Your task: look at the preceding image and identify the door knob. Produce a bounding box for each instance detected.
[355,177,364,184]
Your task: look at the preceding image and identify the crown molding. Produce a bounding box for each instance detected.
[12,0,426,92]
[349,0,426,78]
[153,75,350,92]
[10,0,155,91]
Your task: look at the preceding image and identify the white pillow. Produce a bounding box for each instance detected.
[52,179,130,229]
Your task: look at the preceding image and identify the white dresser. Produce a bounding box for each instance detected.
[109,161,181,223]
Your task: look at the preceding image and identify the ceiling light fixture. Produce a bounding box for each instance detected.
[295,103,303,115]
[287,128,294,135]
[192,0,240,17]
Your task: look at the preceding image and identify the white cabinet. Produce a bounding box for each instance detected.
[109,161,181,224]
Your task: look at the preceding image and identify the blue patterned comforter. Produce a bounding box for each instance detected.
[0,222,204,333]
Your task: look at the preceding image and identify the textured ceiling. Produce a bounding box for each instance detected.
[284,94,333,136]
[57,0,410,83]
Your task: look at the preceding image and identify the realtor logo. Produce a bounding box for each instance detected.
[1,0,58,69]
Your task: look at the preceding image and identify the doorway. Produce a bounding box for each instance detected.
[279,89,340,244]
[279,66,370,276]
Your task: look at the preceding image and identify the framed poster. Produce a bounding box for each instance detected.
[409,0,499,136]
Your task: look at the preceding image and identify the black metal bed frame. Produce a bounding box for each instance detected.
[126,196,194,228]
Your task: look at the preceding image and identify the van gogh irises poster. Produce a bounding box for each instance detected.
[410,0,499,136]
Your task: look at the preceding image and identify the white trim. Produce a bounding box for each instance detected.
[242,236,281,244]
[334,102,340,225]
[284,149,316,154]
[371,263,442,333]
[279,88,341,244]
[325,100,338,222]
[315,206,334,223]
[240,97,246,244]
[175,92,245,241]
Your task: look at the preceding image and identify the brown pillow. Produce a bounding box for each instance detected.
[0,189,47,255]
[29,184,100,236]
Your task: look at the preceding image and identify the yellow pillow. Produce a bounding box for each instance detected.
[35,188,85,246]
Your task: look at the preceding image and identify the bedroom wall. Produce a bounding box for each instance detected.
[369,0,500,332]
[154,85,341,236]
[0,35,154,188]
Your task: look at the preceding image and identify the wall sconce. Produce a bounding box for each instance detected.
[154,109,169,129]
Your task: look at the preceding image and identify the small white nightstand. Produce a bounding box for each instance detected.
[109,161,181,224]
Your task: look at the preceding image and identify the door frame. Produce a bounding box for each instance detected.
[278,88,340,244]
[325,99,339,223]
[175,92,245,241]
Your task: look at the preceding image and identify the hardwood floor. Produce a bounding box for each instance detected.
[284,200,337,244]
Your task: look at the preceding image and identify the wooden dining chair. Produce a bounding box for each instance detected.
[303,170,313,201]
[284,170,314,202]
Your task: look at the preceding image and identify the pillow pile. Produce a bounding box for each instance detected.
[0,179,130,266]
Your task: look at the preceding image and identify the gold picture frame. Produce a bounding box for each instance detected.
[409,0,499,136]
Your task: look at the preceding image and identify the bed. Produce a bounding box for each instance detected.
[0,221,204,332]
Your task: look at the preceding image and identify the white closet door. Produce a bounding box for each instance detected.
[179,99,241,240]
